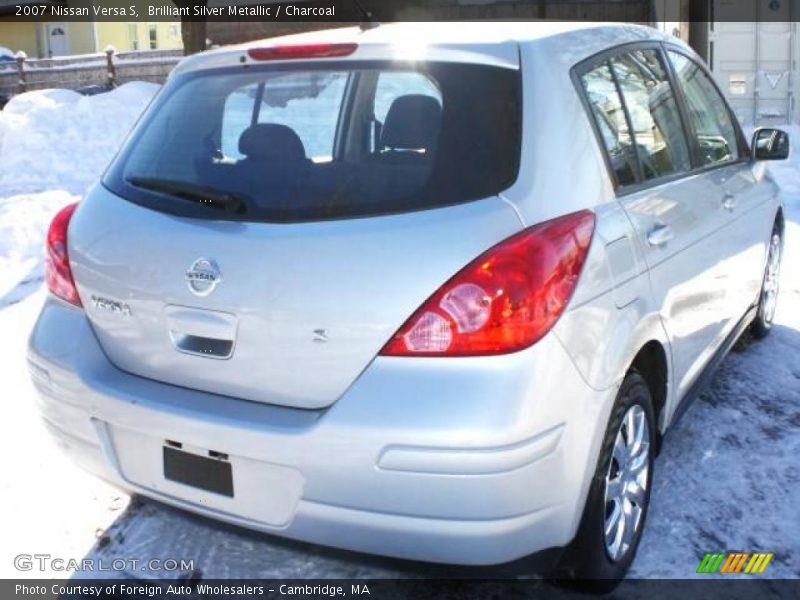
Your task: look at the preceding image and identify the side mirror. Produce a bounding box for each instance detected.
[752,128,790,161]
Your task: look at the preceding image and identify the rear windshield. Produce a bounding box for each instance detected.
[103,61,521,223]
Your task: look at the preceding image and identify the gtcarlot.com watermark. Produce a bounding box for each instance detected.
[14,553,194,573]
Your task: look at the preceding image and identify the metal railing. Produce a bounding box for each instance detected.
[0,47,181,99]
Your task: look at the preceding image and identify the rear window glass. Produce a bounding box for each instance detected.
[104,62,521,223]
[220,72,349,161]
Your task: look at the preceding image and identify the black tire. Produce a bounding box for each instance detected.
[750,225,783,340]
[552,371,656,590]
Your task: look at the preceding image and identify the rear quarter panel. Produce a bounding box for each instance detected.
[509,32,675,422]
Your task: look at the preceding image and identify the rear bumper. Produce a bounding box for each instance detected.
[28,297,617,565]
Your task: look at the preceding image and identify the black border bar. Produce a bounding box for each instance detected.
[3,578,800,600]
[3,0,797,23]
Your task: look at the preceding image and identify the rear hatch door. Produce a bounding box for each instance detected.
[69,188,522,409]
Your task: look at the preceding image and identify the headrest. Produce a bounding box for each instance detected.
[381,94,442,151]
[238,123,306,161]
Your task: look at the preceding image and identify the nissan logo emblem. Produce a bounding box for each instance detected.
[185,258,221,296]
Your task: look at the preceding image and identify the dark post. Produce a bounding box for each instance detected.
[105,45,117,88]
[15,51,26,94]
[173,0,209,55]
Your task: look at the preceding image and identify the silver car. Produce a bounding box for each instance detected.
[29,23,789,581]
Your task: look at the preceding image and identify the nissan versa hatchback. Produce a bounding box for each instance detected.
[29,23,789,581]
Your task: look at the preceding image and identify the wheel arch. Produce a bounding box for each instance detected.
[628,340,669,452]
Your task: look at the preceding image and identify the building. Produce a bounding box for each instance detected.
[690,0,798,127]
[0,0,182,57]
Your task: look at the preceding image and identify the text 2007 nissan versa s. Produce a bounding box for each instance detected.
[29,23,789,581]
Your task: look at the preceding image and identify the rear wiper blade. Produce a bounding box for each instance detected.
[125,176,248,214]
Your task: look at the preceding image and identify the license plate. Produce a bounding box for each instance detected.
[163,446,234,497]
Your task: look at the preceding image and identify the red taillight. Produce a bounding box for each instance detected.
[45,202,81,307]
[380,210,595,357]
[247,43,357,61]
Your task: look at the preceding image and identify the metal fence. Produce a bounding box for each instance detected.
[0,48,181,99]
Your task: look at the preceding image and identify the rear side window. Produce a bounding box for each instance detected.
[667,50,740,167]
[609,49,691,181]
[103,62,521,223]
[580,63,639,186]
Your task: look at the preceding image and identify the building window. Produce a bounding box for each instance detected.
[127,23,138,51]
[148,24,158,50]
[169,25,179,38]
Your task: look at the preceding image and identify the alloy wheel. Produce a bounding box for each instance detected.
[603,404,651,562]
[760,232,782,325]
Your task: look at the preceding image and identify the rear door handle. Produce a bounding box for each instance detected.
[722,194,737,212]
[647,224,674,247]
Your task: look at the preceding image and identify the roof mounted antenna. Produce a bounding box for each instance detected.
[352,0,380,30]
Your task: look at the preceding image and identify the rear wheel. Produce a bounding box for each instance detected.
[553,372,655,589]
[751,227,782,339]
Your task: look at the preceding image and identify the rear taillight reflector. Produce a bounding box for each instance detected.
[247,43,357,61]
[45,202,81,307]
[380,210,595,357]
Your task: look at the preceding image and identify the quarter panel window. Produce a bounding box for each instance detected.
[610,49,692,181]
[668,50,739,167]
[581,62,639,186]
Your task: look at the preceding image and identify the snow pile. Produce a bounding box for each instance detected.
[0,191,78,306]
[0,82,158,305]
[0,82,158,196]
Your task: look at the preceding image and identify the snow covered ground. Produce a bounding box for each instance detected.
[0,83,159,580]
[0,84,798,582]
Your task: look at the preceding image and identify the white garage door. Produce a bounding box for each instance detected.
[710,0,796,126]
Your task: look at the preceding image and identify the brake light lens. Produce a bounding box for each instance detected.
[45,202,81,307]
[247,43,358,61]
[380,210,595,357]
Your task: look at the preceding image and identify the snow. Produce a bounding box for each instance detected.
[0,84,159,579]
[0,83,158,303]
[0,296,130,580]
[0,84,798,582]
[0,190,77,304]
[0,83,158,197]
